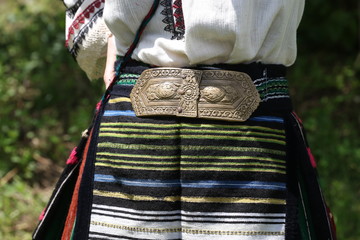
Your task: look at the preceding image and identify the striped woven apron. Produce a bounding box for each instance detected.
[87,64,292,240]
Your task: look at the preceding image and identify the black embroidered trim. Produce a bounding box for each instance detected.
[160,0,174,36]
[69,9,104,58]
[173,0,185,39]
[160,0,185,40]
[65,0,86,18]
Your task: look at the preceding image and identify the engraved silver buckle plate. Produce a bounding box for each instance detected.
[130,68,261,122]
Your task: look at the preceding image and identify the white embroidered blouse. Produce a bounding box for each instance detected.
[104,0,305,67]
[64,0,305,79]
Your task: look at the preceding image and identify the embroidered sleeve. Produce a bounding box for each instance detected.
[63,0,111,80]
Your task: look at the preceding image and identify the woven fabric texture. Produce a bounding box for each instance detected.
[88,81,289,239]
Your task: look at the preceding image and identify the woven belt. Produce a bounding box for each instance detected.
[130,68,261,122]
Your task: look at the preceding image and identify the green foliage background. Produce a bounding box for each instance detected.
[0,0,359,239]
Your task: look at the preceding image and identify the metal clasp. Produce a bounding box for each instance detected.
[130,68,261,122]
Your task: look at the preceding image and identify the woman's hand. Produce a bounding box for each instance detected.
[103,34,117,89]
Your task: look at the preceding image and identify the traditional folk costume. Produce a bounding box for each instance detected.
[33,1,336,239]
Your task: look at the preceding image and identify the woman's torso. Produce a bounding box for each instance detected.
[103,0,305,67]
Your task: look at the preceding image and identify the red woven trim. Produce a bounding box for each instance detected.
[65,0,105,47]
[61,129,93,240]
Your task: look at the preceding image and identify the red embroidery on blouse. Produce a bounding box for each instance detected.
[173,0,185,38]
[160,0,185,40]
[65,0,105,47]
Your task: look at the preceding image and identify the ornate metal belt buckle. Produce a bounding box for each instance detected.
[130,68,261,122]
[130,68,203,118]
[198,70,261,122]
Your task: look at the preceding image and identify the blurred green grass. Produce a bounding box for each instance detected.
[0,176,51,240]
